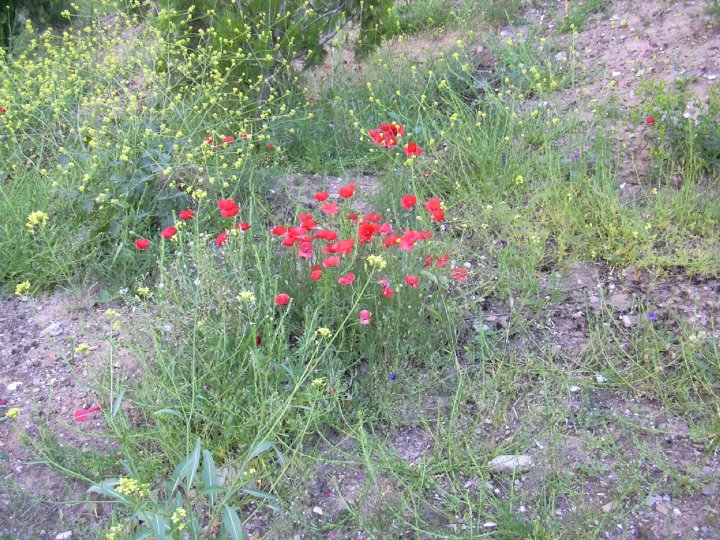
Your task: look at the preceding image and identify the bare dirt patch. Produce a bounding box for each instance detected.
[537,0,718,183]
[0,293,134,539]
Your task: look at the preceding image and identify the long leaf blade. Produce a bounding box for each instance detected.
[222,505,247,540]
[202,449,219,507]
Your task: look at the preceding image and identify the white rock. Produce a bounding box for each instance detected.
[55,532,72,540]
[595,374,607,383]
[6,381,23,392]
[312,506,324,515]
[40,322,64,337]
[483,522,497,529]
[488,455,533,473]
[569,385,581,393]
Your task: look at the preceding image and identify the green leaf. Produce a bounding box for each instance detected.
[186,437,202,491]
[137,511,168,539]
[154,408,183,418]
[202,449,219,507]
[112,388,125,417]
[248,440,285,465]
[170,437,201,495]
[169,456,189,495]
[222,505,247,540]
[241,487,277,502]
[87,479,129,503]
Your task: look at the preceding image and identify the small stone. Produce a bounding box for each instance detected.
[312,506,324,515]
[672,508,681,516]
[602,502,614,513]
[655,503,669,515]
[569,385,581,393]
[40,322,64,337]
[621,315,635,328]
[488,455,533,474]
[6,381,23,392]
[701,484,718,497]
[595,374,607,384]
[55,532,72,540]
[608,291,632,312]
[483,522,497,529]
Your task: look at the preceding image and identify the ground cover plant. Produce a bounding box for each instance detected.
[1,0,719,538]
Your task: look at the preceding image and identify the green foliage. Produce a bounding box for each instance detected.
[556,0,608,33]
[635,79,720,175]
[92,438,282,539]
[156,0,395,82]
[0,0,71,48]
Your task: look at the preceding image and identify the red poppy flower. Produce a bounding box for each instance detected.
[646,117,655,124]
[424,255,433,267]
[322,202,339,215]
[338,183,355,199]
[338,272,356,285]
[424,198,445,222]
[401,194,417,210]
[363,213,381,223]
[237,222,251,231]
[0,107,6,114]
[436,254,449,267]
[324,238,354,255]
[358,222,378,243]
[203,136,213,145]
[315,229,338,241]
[384,234,401,248]
[256,335,262,346]
[399,229,426,251]
[275,293,291,305]
[314,191,329,202]
[404,142,423,157]
[359,309,372,325]
[405,275,419,288]
[160,226,177,239]
[289,225,308,237]
[380,122,405,137]
[300,215,317,230]
[217,199,239,218]
[270,225,287,236]
[74,404,103,422]
[179,209,195,220]
[378,223,393,235]
[382,286,395,298]
[223,135,235,144]
[298,241,313,259]
[215,231,228,246]
[310,264,323,280]
[322,256,341,268]
[0,399,7,406]
[347,213,359,223]
[378,276,390,289]
[452,267,469,282]
[135,238,150,250]
[267,143,274,150]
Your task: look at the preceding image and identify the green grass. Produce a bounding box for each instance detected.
[2,0,720,538]
[556,0,609,33]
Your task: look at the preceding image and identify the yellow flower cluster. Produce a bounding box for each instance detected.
[315,327,332,338]
[15,281,30,296]
[366,255,387,269]
[115,477,151,497]
[25,211,49,233]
